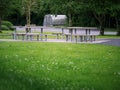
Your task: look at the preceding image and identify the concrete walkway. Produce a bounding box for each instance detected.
[0,38,120,46]
[97,38,120,46]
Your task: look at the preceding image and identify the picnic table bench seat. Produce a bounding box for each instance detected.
[12,33,48,41]
[64,33,97,42]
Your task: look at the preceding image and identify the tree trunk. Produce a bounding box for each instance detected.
[26,0,31,27]
[117,29,120,36]
[116,17,120,36]
[26,9,31,26]
[28,0,31,26]
[99,21,104,35]
[28,7,31,26]
[68,13,72,26]
[93,12,105,35]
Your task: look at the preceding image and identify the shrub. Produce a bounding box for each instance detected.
[1,21,13,30]
[1,25,9,30]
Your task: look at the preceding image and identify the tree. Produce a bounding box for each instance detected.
[109,0,120,35]
[22,0,38,26]
[83,0,112,35]
[0,0,11,32]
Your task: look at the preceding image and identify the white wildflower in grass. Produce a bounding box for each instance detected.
[47,66,51,71]
[67,70,69,72]
[24,58,29,61]
[118,72,120,75]
[55,62,58,65]
[5,55,8,59]
[73,66,77,70]
[68,61,74,65]
[52,62,55,65]
[41,65,45,68]
[15,54,18,58]
[36,60,40,63]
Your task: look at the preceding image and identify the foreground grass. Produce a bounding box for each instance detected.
[0,42,120,90]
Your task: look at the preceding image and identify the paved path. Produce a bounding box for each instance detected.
[97,38,120,46]
[0,38,120,46]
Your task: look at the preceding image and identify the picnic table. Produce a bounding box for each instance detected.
[64,27,99,42]
[12,26,45,41]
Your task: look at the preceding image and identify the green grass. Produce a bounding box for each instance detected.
[0,42,120,90]
[0,31,13,39]
[97,35,120,38]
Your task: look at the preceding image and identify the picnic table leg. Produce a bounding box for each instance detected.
[75,35,77,43]
[13,33,15,40]
[62,28,64,39]
[45,35,47,41]
[30,35,32,41]
[89,29,90,35]
[70,34,72,41]
[65,35,69,41]
[84,35,87,42]
[13,33,17,40]
[79,36,83,42]
[93,35,96,41]
[85,29,87,35]
[40,34,43,41]
[17,35,19,39]
[22,34,25,40]
[69,29,73,41]
[90,35,92,42]
[37,35,39,41]
[41,28,43,34]
[12,33,14,39]
[26,34,29,40]
[74,28,77,34]
[13,28,17,40]
[56,34,59,39]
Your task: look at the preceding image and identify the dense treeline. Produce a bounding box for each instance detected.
[0,0,120,35]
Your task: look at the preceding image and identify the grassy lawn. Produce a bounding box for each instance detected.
[0,31,13,39]
[0,42,120,90]
[97,35,120,39]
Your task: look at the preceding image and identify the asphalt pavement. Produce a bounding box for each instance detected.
[97,38,120,46]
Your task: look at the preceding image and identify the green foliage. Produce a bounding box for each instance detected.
[0,0,10,16]
[1,21,13,30]
[1,25,9,30]
[1,0,120,32]
[0,42,120,90]
[2,21,13,28]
